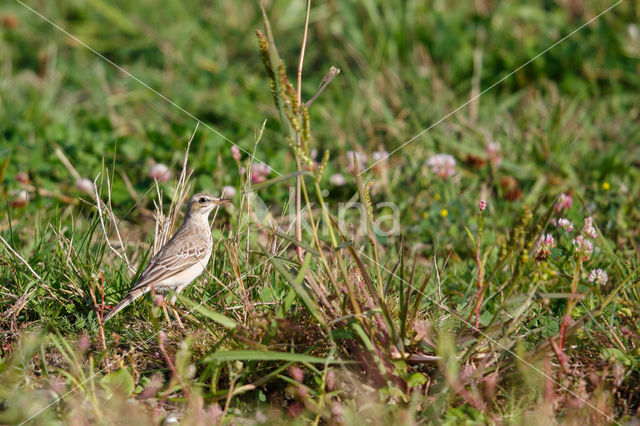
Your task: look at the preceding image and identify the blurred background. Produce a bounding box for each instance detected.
[2,1,639,222]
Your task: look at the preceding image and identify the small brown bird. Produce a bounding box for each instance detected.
[104,193,230,326]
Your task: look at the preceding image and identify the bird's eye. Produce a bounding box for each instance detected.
[199,197,206,204]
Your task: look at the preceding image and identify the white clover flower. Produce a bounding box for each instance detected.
[555,218,574,233]
[485,141,502,166]
[11,190,28,207]
[588,269,608,286]
[582,216,597,239]
[329,173,346,186]
[426,154,456,179]
[345,151,368,173]
[149,163,171,182]
[371,150,389,163]
[535,233,555,261]
[572,235,593,260]
[250,163,271,184]
[555,193,573,213]
[75,178,95,195]
[231,146,242,162]
[221,185,236,198]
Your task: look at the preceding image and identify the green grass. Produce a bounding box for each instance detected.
[1,0,640,423]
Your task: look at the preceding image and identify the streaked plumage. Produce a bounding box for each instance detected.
[104,193,229,323]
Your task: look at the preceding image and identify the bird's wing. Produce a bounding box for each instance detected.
[129,230,211,292]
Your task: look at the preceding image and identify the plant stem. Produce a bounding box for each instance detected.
[560,255,583,348]
[294,0,312,264]
[471,214,485,330]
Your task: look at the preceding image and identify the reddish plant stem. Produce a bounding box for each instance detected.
[471,214,485,331]
[90,271,108,352]
[473,244,485,331]
[551,255,582,375]
[549,336,571,375]
[98,272,107,351]
[158,332,192,401]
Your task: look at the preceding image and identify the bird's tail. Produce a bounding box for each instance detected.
[103,287,149,323]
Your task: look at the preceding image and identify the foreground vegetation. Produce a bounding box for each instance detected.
[1,0,639,423]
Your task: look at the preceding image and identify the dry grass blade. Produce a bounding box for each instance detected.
[0,234,42,281]
[93,173,136,274]
[152,123,198,250]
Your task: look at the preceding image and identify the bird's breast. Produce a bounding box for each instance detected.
[155,249,211,293]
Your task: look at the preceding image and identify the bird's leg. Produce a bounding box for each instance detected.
[167,295,184,329]
[162,303,173,327]
[155,294,172,327]
[171,307,185,329]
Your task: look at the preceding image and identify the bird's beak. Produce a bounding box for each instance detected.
[213,198,232,205]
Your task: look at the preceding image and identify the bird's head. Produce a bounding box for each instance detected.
[186,193,231,218]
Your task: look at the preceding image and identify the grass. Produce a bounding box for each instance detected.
[1,0,640,423]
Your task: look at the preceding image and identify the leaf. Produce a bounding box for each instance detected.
[260,286,275,302]
[464,226,476,246]
[296,252,312,285]
[174,293,237,329]
[249,170,311,192]
[270,230,319,257]
[336,240,353,249]
[282,289,296,316]
[261,244,325,326]
[101,368,134,398]
[351,322,386,376]
[346,244,399,343]
[86,0,139,35]
[407,372,428,388]
[205,350,335,364]
[601,348,634,366]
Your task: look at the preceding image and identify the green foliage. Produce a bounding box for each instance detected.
[1,0,640,424]
[101,368,135,398]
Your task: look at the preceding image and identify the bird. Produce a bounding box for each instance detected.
[104,192,230,326]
